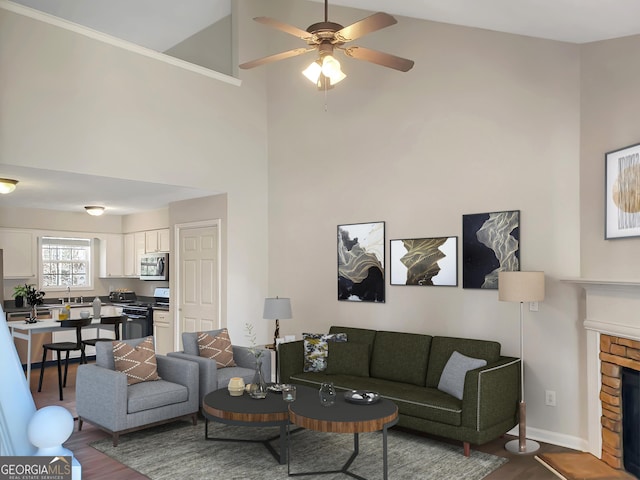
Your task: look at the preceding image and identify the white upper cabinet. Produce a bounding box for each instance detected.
[99,234,124,278]
[145,229,170,253]
[0,229,36,278]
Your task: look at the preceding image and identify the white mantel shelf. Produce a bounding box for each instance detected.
[562,277,640,287]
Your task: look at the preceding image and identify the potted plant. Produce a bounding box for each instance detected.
[12,284,29,308]
[24,284,45,322]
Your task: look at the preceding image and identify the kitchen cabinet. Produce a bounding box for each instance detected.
[99,234,124,277]
[153,309,173,355]
[145,229,170,253]
[123,232,145,277]
[0,229,36,278]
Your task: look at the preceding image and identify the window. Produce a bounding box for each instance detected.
[41,237,92,289]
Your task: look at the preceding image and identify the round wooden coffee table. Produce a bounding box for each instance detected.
[288,388,398,480]
[202,386,313,464]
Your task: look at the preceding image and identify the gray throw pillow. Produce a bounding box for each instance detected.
[437,350,487,400]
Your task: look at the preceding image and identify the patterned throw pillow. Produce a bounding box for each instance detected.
[303,333,348,372]
[113,337,160,385]
[197,329,236,368]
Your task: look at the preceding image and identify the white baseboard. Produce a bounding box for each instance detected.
[506,426,589,453]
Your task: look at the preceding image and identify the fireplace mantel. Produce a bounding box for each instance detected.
[565,278,640,459]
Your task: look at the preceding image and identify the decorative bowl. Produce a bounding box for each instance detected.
[344,390,380,405]
[80,311,90,319]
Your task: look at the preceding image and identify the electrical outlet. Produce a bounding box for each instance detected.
[545,390,556,407]
[529,301,539,312]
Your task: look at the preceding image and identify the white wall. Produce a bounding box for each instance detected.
[263,2,584,447]
[580,34,640,279]
[0,2,271,343]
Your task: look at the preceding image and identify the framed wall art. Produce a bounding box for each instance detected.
[390,237,458,286]
[462,210,520,289]
[605,142,640,239]
[337,221,385,302]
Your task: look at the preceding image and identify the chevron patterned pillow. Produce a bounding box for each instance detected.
[113,337,161,385]
[197,329,236,368]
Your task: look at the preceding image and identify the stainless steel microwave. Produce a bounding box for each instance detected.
[140,253,168,281]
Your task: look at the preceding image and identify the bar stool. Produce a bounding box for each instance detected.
[38,318,92,401]
[81,315,124,352]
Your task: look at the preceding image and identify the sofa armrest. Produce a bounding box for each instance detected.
[279,340,305,383]
[460,356,520,431]
[76,364,128,431]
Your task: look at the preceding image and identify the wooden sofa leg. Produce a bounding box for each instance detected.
[463,442,470,457]
[112,433,119,447]
[191,413,198,425]
[77,418,83,431]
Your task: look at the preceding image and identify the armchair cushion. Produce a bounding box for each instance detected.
[127,380,188,413]
[197,329,236,368]
[113,337,160,385]
[183,329,223,356]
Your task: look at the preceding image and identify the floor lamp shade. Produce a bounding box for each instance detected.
[498,271,545,303]
[498,271,544,455]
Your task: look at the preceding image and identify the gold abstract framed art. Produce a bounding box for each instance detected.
[606,143,640,239]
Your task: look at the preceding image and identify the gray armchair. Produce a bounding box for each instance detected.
[168,329,271,406]
[76,337,199,446]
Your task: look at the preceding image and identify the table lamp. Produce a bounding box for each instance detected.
[498,270,545,454]
[263,297,292,348]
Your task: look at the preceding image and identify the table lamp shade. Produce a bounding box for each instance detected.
[263,298,292,320]
[498,271,545,303]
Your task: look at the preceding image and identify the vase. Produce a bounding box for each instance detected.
[28,305,38,323]
[319,382,336,407]
[15,296,24,308]
[249,359,268,399]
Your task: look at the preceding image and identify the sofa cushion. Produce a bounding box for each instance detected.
[182,328,224,356]
[197,329,236,368]
[326,342,370,377]
[437,351,487,400]
[426,336,501,388]
[127,379,188,413]
[370,331,432,387]
[113,337,161,385]
[303,333,348,372]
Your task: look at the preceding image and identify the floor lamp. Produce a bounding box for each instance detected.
[263,297,292,382]
[498,271,545,455]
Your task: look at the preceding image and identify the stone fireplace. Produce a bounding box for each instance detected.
[574,279,640,471]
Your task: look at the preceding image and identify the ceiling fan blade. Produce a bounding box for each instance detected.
[253,17,313,40]
[335,12,397,42]
[342,46,414,72]
[239,48,314,69]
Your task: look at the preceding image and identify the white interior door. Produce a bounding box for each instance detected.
[177,223,220,343]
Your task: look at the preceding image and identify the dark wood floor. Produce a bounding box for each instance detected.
[33,361,576,480]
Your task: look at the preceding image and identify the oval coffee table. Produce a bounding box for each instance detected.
[288,388,398,480]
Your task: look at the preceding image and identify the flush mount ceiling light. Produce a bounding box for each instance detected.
[0,178,18,194]
[239,0,413,90]
[84,206,105,216]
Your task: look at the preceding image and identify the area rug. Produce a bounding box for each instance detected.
[90,421,507,479]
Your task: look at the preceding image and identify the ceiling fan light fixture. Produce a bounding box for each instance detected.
[302,60,322,84]
[85,205,105,216]
[0,178,18,194]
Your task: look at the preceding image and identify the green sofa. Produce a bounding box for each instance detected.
[279,325,520,456]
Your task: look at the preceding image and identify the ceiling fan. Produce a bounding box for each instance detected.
[239,0,414,89]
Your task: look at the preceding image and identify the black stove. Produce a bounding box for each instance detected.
[111,288,170,339]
